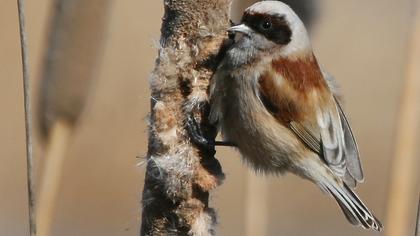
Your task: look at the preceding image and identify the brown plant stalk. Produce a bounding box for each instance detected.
[37,1,111,235]
[17,0,36,235]
[141,0,231,235]
[416,196,420,236]
[385,1,420,235]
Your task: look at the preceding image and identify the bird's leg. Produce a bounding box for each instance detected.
[186,114,235,151]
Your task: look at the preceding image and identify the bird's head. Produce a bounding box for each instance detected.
[228,1,312,61]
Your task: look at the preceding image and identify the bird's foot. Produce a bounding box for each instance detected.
[186,114,235,151]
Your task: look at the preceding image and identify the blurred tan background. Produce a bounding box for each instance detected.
[1,0,419,235]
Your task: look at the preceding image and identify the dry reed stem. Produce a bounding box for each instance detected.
[141,0,230,235]
[385,1,420,235]
[36,121,72,236]
[36,1,111,235]
[244,170,268,236]
[416,196,420,236]
[17,0,36,235]
[38,0,111,139]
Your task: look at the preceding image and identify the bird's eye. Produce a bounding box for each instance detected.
[261,20,272,30]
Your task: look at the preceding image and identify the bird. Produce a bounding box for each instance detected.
[207,1,383,231]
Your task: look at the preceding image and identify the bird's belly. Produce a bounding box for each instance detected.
[220,94,303,173]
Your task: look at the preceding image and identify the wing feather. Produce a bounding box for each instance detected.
[289,121,321,154]
[317,105,346,177]
[334,97,364,182]
[258,76,363,187]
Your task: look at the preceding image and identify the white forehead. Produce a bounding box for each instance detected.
[246,1,301,26]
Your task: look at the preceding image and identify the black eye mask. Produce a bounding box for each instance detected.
[242,12,292,45]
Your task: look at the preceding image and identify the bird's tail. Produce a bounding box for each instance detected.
[324,179,383,231]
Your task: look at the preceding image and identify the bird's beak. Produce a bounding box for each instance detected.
[228,24,252,36]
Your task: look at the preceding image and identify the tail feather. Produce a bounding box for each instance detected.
[332,192,361,226]
[326,181,383,231]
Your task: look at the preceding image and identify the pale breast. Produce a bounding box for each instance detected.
[217,69,305,173]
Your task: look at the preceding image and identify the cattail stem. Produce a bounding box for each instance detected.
[416,196,420,236]
[17,0,36,235]
[36,121,72,236]
[244,170,268,236]
[36,1,111,234]
[385,1,420,235]
[140,0,230,235]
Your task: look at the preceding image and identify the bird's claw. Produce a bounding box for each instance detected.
[186,114,236,152]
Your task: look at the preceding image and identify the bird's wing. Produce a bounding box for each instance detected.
[334,97,364,182]
[289,98,363,188]
[258,72,363,188]
[320,70,364,183]
[316,101,348,177]
[289,121,321,154]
